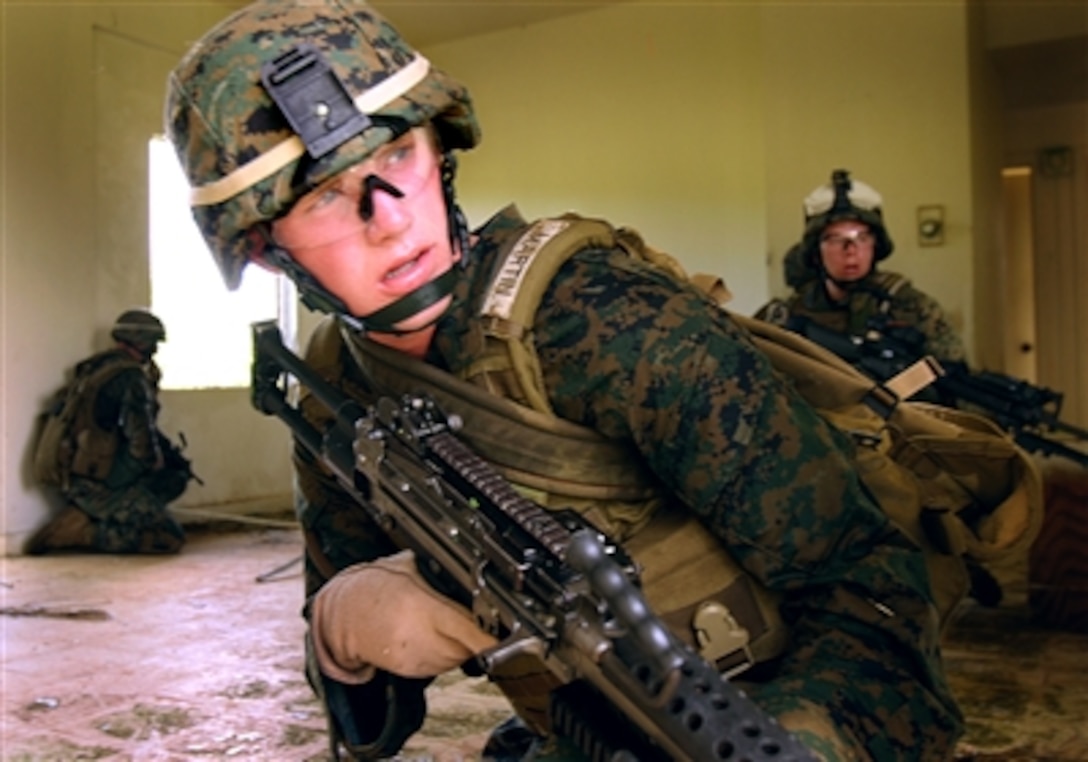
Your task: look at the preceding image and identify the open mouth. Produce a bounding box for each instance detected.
[384,247,431,284]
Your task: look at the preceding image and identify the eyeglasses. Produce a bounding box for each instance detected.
[273,127,439,251]
[820,231,875,251]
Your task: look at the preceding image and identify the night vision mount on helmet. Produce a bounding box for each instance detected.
[165,0,481,333]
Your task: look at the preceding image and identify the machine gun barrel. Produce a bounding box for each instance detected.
[1011,429,1088,469]
[249,320,815,762]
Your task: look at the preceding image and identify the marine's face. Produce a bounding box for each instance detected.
[818,220,875,283]
[270,127,458,334]
[121,339,159,363]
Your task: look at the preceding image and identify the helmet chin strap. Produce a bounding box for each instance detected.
[119,341,156,364]
[264,149,469,335]
[441,152,471,264]
[351,268,460,333]
[262,245,459,334]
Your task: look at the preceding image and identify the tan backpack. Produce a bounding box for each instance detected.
[460,211,1044,629]
[33,355,139,489]
[731,312,1043,620]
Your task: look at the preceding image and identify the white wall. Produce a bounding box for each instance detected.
[430,2,976,341]
[761,2,975,350]
[435,3,769,314]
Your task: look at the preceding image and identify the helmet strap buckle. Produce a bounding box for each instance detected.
[260,43,371,159]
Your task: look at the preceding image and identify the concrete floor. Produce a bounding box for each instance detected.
[2,523,1086,762]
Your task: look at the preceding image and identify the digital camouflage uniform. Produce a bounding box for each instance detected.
[165,6,963,759]
[295,206,964,761]
[58,349,187,554]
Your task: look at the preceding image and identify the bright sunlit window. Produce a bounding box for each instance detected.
[148,136,294,389]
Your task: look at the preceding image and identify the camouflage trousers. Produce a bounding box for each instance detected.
[65,472,187,554]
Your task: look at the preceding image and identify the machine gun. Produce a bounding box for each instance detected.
[935,363,1088,467]
[250,320,814,762]
[788,315,1088,469]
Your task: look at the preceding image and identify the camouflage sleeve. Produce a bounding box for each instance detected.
[293,336,399,598]
[114,368,164,468]
[534,249,962,759]
[892,283,967,364]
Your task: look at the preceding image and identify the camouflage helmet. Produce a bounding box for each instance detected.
[798,169,894,272]
[782,241,814,289]
[111,309,166,351]
[165,0,481,290]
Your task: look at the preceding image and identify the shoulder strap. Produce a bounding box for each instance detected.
[874,271,910,295]
[342,327,658,504]
[479,215,618,334]
[867,271,910,316]
[467,215,620,414]
[304,316,348,385]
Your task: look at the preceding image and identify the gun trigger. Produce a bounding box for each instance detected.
[693,601,751,677]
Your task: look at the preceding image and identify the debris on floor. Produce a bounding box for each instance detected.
[1,602,111,621]
[3,524,1086,761]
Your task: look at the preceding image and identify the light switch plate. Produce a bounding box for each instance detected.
[917,205,945,247]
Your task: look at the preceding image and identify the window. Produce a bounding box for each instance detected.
[148,136,295,389]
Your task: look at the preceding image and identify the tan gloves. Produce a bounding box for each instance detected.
[309,550,498,685]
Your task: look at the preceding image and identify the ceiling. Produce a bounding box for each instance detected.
[222,2,1084,53]
[370,1,634,49]
[221,1,634,50]
[221,1,1085,108]
[992,34,1088,109]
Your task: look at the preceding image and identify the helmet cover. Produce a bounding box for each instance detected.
[165,0,480,289]
[799,169,894,272]
[111,309,166,351]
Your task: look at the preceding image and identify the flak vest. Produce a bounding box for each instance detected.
[788,271,910,337]
[34,353,144,488]
[307,213,1043,678]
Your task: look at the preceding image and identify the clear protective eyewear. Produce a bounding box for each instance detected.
[820,230,875,251]
[274,126,439,252]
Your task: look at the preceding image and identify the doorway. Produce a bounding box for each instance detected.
[1000,166,1038,384]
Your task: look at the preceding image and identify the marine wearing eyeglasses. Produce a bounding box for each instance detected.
[167,6,964,760]
[756,169,966,366]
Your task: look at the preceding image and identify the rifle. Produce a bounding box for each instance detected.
[786,317,922,387]
[159,430,204,486]
[788,315,1088,468]
[936,363,1088,467]
[249,320,815,762]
